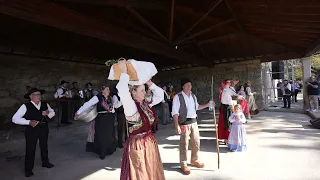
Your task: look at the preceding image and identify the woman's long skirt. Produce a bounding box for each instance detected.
[240,99,249,115]
[120,132,165,180]
[228,121,247,152]
[248,95,259,115]
[218,104,232,140]
[94,113,117,158]
[86,120,95,152]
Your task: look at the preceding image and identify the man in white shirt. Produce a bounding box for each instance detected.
[12,87,55,177]
[56,80,72,125]
[172,78,213,175]
[282,80,292,109]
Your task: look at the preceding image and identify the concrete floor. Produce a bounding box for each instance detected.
[1,110,320,180]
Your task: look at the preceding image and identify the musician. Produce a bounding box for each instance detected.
[12,87,55,177]
[84,82,97,102]
[70,82,82,118]
[56,80,72,125]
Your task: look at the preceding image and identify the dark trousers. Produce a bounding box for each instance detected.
[294,90,299,102]
[25,125,49,172]
[283,95,291,108]
[70,99,82,118]
[60,101,69,124]
[117,113,127,145]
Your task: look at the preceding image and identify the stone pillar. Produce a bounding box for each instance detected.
[302,56,312,111]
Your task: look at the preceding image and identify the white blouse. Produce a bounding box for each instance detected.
[116,73,164,118]
[76,95,122,114]
[246,87,254,96]
[221,88,234,105]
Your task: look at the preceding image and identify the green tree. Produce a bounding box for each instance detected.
[312,55,320,78]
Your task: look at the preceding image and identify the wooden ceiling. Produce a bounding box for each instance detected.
[0,0,319,70]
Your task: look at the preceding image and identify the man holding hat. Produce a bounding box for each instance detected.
[12,87,55,177]
[172,78,214,175]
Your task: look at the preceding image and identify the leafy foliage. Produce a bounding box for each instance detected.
[105,59,118,67]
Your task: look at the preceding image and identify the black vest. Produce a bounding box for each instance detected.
[115,94,124,114]
[23,102,48,123]
[96,94,113,112]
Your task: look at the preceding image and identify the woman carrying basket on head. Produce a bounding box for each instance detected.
[113,59,165,180]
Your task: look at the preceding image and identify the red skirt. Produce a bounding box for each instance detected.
[218,104,230,140]
[240,99,249,115]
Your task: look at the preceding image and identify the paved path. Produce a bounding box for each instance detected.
[1,111,320,180]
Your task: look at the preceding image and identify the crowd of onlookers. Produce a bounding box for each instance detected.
[276,76,320,112]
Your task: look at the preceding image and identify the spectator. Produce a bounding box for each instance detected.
[306,76,319,112]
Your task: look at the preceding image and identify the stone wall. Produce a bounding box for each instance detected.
[0,54,264,129]
[0,54,113,129]
[154,60,264,108]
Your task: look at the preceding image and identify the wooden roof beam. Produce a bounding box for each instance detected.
[0,0,207,63]
[198,33,242,45]
[224,0,244,32]
[305,37,320,57]
[176,0,224,42]
[125,5,168,42]
[176,18,235,45]
[54,0,125,7]
[169,0,175,43]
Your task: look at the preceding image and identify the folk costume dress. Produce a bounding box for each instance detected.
[218,82,233,141]
[237,90,249,115]
[228,112,247,152]
[77,93,122,158]
[117,73,165,180]
[246,86,259,115]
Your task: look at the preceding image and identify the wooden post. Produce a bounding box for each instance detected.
[212,76,220,169]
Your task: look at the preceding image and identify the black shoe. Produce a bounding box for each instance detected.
[99,155,105,160]
[42,162,54,168]
[281,106,287,108]
[118,143,124,148]
[25,171,34,177]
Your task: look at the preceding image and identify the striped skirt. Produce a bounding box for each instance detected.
[120,132,165,180]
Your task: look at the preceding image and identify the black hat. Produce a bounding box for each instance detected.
[24,87,45,99]
[60,80,69,85]
[181,78,191,87]
[86,82,92,86]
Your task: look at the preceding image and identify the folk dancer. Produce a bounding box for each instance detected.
[245,81,259,116]
[56,80,72,125]
[12,87,55,177]
[160,84,170,125]
[218,80,243,144]
[116,60,166,180]
[75,86,122,159]
[172,78,213,175]
[228,104,247,152]
[70,82,82,119]
[83,82,98,150]
[113,89,127,148]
